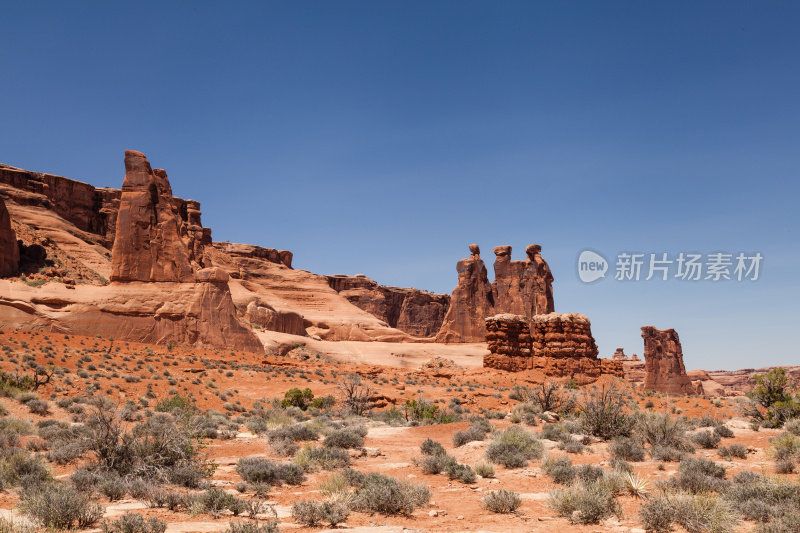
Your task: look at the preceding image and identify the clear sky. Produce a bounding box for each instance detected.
[2,2,798,370]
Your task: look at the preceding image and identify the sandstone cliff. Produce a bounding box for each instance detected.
[326,274,449,338]
[0,197,19,277]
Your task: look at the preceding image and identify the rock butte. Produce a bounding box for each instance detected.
[641,325,696,395]
[484,313,623,384]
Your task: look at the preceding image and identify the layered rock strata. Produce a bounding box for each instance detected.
[0,197,19,276]
[484,313,622,383]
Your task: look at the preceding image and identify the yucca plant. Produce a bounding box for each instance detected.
[623,471,650,499]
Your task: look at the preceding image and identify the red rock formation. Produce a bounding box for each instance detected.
[111,151,195,282]
[0,197,19,276]
[437,243,555,342]
[492,246,526,315]
[245,300,306,336]
[484,313,622,383]
[523,244,554,316]
[326,274,449,338]
[641,326,695,395]
[435,245,495,342]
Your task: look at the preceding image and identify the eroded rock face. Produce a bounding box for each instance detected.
[245,300,306,336]
[326,275,449,338]
[0,197,19,276]
[435,245,495,342]
[484,312,622,383]
[641,326,695,395]
[437,243,555,342]
[523,244,555,316]
[111,151,195,282]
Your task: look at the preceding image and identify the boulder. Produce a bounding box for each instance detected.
[641,326,695,395]
[110,150,195,282]
[0,197,19,276]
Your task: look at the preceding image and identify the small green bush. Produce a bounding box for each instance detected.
[474,461,495,478]
[542,455,576,485]
[692,430,721,449]
[294,445,350,471]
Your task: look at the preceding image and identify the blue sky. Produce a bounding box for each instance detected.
[2,2,798,369]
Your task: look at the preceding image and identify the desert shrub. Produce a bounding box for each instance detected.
[540,423,570,442]
[579,383,634,439]
[770,431,800,462]
[669,458,728,494]
[517,381,575,413]
[146,487,189,511]
[745,368,800,428]
[651,444,687,462]
[224,521,280,533]
[542,455,576,485]
[191,487,245,518]
[452,424,488,447]
[0,449,51,488]
[636,412,693,451]
[639,493,677,533]
[236,457,305,486]
[610,437,646,462]
[97,472,126,501]
[0,516,38,533]
[323,426,366,449]
[482,489,521,513]
[20,483,104,529]
[125,477,154,499]
[294,445,350,471]
[267,423,318,443]
[420,438,446,457]
[444,461,476,483]
[692,429,721,449]
[575,464,605,484]
[269,438,299,457]
[775,458,795,473]
[784,418,800,435]
[169,463,205,488]
[281,388,315,410]
[670,493,739,533]
[291,500,349,527]
[485,426,543,468]
[350,473,430,515]
[154,395,195,414]
[474,461,494,478]
[69,468,100,492]
[418,453,450,475]
[756,513,800,533]
[713,424,734,438]
[26,399,49,415]
[717,444,747,460]
[403,398,457,425]
[100,512,167,533]
[338,373,373,415]
[558,439,585,454]
[549,480,621,524]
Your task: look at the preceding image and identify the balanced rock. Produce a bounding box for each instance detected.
[641,326,694,395]
[111,150,194,282]
[435,245,495,342]
[0,197,19,276]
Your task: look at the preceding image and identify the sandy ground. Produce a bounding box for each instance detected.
[0,328,793,533]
